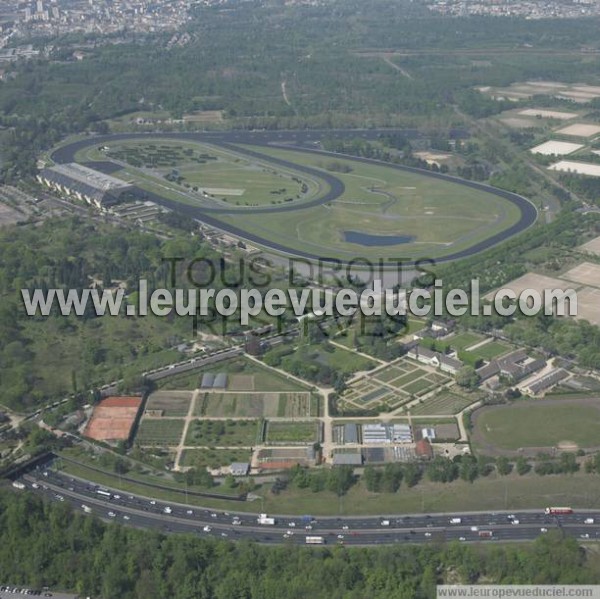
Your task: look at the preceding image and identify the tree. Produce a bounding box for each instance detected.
[516,456,531,475]
[456,366,480,389]
[496,456,512,476]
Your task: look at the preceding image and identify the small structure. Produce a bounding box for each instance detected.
[415,438,434,460]
[332,452,363,466]
[421,427,436,441]
[229,462,250,476]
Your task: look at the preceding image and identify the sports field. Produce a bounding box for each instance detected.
[471,398,600,455]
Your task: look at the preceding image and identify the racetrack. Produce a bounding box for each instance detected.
[49,130,538,265]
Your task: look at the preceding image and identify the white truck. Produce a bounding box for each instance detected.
[81,505,92,514]
[381,520,390,526]
[449,517,462,524]
[257,513,276,525]
[11,481,25,490]
[585,518,595,524]
[163,506,172,515]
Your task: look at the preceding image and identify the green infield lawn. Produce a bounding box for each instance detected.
[214,144,524,261]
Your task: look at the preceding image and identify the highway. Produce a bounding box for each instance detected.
[48,129,537,266]
[17,468,600,546]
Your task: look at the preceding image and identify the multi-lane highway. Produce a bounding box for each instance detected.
[17,468,600,546]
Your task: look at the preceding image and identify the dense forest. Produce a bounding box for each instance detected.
[2,0,600,180]
[0,490,598,599]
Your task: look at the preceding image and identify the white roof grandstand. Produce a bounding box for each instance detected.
[47,163,131,192]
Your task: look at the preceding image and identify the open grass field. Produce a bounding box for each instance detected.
[185,419,261,447]
[471,398,600,455]
[265,420,319,444]
[448,332,485,351]
[214,144,524,261]
[136,418,186,446]
[467,340,512,361]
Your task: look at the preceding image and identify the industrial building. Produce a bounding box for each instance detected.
[37,163,134,210]
[361,423,413,444]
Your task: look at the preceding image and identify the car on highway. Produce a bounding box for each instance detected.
[108,511,116,518]
[540,528,548,533]
[123,515,130,521]
[203,525,211,532]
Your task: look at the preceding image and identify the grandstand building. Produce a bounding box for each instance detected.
[37,163,134,210]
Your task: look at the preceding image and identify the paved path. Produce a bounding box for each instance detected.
[174,389,200,471]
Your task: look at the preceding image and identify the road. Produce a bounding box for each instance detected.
[16,467,600,547]
[48,129,537,267]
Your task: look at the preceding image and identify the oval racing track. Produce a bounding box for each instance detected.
[50,131,538,266]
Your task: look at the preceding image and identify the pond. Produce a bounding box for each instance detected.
[343,231,416,246]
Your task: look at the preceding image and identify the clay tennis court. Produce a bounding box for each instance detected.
[84,396,142,441]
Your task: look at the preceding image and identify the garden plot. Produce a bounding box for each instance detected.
[409,390,480,416]
[136,419,186,446]
[265,421,320,445]
[145,390,193,417]
[195,391,314,418]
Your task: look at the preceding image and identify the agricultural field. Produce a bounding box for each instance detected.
[471,398,600,456]
[145,390,193,417]
[265,421,320,444]
[136,419,186,446]
[195,391,317,418]
[213,144,525,261]
[185,419,261,447]
[409,390,481,416]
